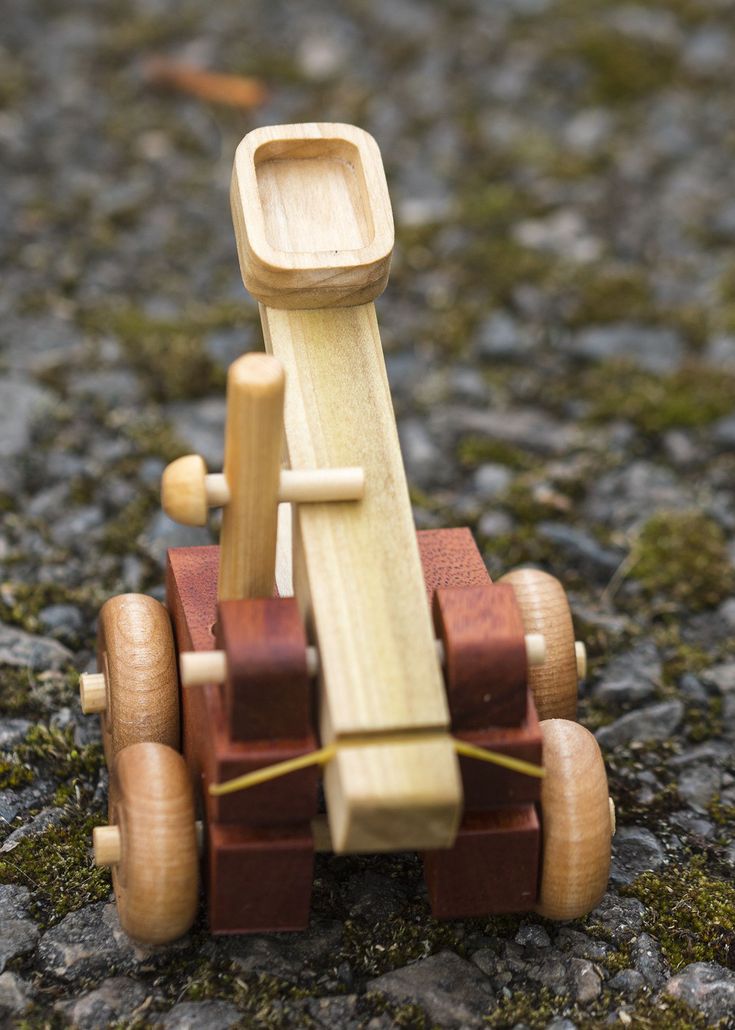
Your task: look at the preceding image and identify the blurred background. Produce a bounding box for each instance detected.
[1,0,735,1026]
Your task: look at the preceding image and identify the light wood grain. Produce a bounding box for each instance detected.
[231,123,394,309]
[97,594,179,766]
[499,568,578,721]
[218,352,284,600]
[161,454,208,525]
[325,735,461,853]
[261,302,460,851]
[536,719,611,920]
[110,742,198,944]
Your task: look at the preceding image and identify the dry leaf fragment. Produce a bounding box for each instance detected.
[145,57,267,110]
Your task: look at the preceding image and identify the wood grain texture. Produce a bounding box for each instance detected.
[110,742,198,944]
[97,594,179,765]
[457,692,542,811]
[324,735,462,853]
[261,301,460,852]
[167,547,319,827]
[498,568,578,721]
[161,453,209,526]
[261,303,449,739]
[218,352,284,601]
[207,822,314,933]
[423,806,540,918]
[433,583,528,728]
[417,527,492,599]
[536,719,611,920]
[231,123,394,309]
[216,597,313,741]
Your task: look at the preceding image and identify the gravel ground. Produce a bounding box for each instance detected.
[2,0,735,1027]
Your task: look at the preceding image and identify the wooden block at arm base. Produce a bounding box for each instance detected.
[218,352,284,601]
[433,583,529,729]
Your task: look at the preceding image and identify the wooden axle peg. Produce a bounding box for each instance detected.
[162,459,365,526]
[180,633,545,688]
[576,641,587,680]
[79,672,106,714]
[93,824,121,866]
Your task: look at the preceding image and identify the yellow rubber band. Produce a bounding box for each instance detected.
[209,736,544,797]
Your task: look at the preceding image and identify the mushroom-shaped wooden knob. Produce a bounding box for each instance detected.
[161,454,209,526]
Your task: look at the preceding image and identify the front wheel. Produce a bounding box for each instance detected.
[102,742,199,945]
[536,719,612,920]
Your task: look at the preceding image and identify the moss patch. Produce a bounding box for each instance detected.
[583,362,735,433]
[632,511,733,611]
[570,26,679,104]
[624,858,735,971]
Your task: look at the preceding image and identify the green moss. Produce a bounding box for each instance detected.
[632,511,733,611]
[571,26,679,104]
[15,724,103,783]
[624,858,735,971]
[0,668,45,718]
[567,266,655,327]
[584,362,735,433]
[486,986,718,1029]
[0,757,35,790]
[467,239,554,309]
[102,491,158,555]
[686,697,724,744]
[457,436,538,471]
[0,808,110,925]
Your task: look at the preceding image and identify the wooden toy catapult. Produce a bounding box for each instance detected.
[79,124,614,944]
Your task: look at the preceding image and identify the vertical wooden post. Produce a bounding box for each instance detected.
[218,352,285,600]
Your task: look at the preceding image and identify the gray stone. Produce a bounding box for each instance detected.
[608,968,646,1000]
[56,976,148,1029]
[632,933,667,989]
[398,418,442,484]
[473,463,512,500]
[704,663,735,693]
[0,807,65,853]
[713,416,735,448]
[584,462,688,531]
[589,896,645,943]
[0,971,33,1017]
[436,406,580,457]
[610,827,665,886]
[537,523,623,575]
[165,398,226,468]
[0,885,31,920]
[593,641,661,706]
[0,624,73,671]
[38,903,146,981]
[568,958,602,1003]
[69,369,141,405]
[368,951,495,1027]
[0,918,39,972]
[664,962,735,1021]
[477,510,514,538]
[141,510,212,565]
[0,378,54,460]
[515,923,551,949]
[157,1000,243,1029]
[474,312,534,359]
[0,719,32,749]
[567,324,683,373]
[38,603,85,639]
[596,700,683,748]
[677,764,721,813]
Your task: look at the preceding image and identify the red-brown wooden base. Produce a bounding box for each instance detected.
[207,822,314,933]
[423,806,540,918]
[166,527,542,930]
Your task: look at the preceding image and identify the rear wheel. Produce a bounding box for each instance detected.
[498,569,578,721]
[95,594,180,766]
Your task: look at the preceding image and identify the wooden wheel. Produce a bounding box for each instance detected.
[536,719,612,920]
[95,594,179,765]
[104,742,198,944]
[498,568,578,721]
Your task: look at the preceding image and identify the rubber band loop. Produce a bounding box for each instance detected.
[209,736,544,797]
